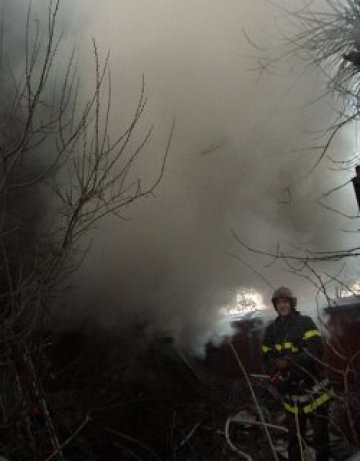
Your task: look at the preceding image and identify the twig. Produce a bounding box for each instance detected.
[229,416,288,433]
[44,414,90,461]
[176,418,205,449]
[104,427,162,461]
[229,342,279,461]
[225,417,254,461]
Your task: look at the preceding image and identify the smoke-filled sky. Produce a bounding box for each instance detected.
[5,0,360,352]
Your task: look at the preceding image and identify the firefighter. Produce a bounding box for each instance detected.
[262,287,331,461]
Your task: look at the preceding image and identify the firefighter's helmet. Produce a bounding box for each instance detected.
[271,286,297,308]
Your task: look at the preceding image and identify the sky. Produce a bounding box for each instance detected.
[4,0,360,353]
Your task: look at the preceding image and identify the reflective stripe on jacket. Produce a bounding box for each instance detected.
[283,378,332,414]
[284,389,333,414]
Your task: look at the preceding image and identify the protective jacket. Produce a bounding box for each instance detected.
[262,310,332,414]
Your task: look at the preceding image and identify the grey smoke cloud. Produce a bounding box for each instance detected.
[6,0,359,351]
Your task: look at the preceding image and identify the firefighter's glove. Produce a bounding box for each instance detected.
[269,370,282,386]
[278,371,291,394]
[275,358,288,370]
[269,369,291,393]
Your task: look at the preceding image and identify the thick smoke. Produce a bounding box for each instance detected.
[6,0,359,352]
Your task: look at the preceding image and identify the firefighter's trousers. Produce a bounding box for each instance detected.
[286,404,329,461]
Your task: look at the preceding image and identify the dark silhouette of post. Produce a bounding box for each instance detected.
[352,165,360,210]
[0,0,5,101]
